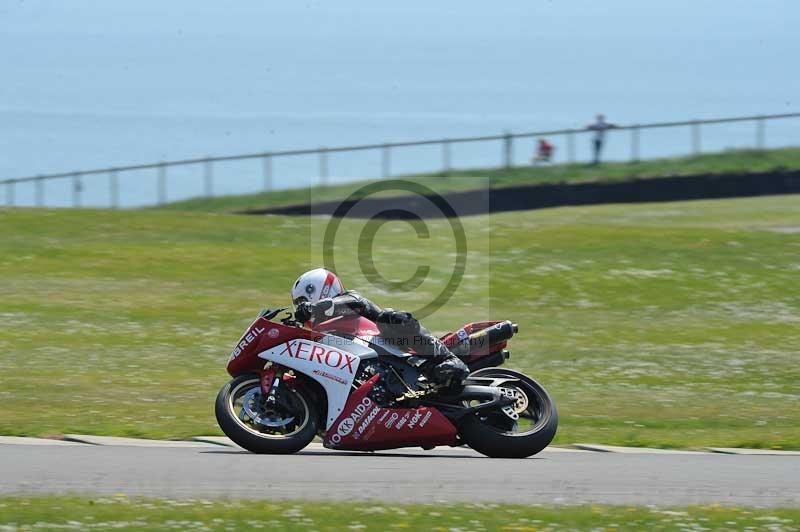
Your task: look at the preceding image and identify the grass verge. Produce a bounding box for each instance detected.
[159,147,800,212]
[1,195,799,447]
[0,496,798,531]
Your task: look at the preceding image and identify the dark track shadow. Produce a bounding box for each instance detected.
[200,448,542,460]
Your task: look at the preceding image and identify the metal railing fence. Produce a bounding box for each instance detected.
[3,112,799,208]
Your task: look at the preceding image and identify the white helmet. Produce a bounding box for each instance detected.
[291,268,345,306]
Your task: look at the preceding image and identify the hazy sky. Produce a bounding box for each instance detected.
[1,1,798,190]
[4,1,797,115]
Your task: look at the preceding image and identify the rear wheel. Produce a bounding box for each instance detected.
[215,374,318,454]
[459,368,557,458]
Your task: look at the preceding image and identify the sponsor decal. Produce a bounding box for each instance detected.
[278,340,358,374]
[268,328,280,338]
[331,397,372,442]
[406,410,423,429]
[312,369,348,385]
[419,411,432,427]
[395,413,410,430]
[384,412,399,429]
[356,406,381,435]
[456,328,469,341]
[337,418,355,437]
[349,397,373,421]
[229,326,265,360]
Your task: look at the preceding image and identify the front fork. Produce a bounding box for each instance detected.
[260,366,282,404]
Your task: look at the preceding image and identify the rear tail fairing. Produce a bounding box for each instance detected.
[442,320,516,366]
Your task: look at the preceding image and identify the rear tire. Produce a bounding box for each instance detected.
[215,374,318,454]
[459,368,557,458]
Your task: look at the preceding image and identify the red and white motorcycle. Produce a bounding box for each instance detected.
[215,308,557,458]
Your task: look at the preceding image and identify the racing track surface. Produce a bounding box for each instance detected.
[2,440,799,507]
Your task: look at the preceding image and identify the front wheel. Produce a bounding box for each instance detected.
[459,368,558,458]
[215,374,318,454]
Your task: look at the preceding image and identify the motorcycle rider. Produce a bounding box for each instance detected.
[291,268,470,391]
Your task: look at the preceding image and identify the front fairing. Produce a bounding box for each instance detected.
[226,314,321,377]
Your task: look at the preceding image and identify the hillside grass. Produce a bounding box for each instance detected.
[160,147,800,213]
[1,194,799,448]
[1,497,799,531]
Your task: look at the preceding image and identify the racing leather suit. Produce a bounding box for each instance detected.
[295,291,469,388]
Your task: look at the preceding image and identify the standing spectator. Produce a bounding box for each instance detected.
[587,114,617,165]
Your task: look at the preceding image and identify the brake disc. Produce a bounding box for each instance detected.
[240,387,295,428]
[499,386,529,420]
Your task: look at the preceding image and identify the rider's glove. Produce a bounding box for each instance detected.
[296,299,335,324]
[376,308,414,325]
[295,302,312,323]
[376,309,420,338]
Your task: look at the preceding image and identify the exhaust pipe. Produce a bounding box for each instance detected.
[468,320,516,349]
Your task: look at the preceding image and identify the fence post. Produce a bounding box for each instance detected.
[109,170,119,209]
[631,126,640,163]
[319,147,329,186]
[6,181,14,206]
[691,120,701,155]
[756,116,765,150]
[72,172,82,207]
[204,158,213,197]
[503,131,513,169]
[381,144,391,178]
[157,163,167,205]
[35,175,44,207]
[442,140,452,175]
[262,154,273,191]
[567,131,575,164]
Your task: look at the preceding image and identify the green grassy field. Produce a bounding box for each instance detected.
[1,194,799,447]
[161,147,800,213]
[1,497,798,531]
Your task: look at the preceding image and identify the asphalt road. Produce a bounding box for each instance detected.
[2,442,798,507]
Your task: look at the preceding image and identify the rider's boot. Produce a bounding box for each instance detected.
[429,354,470,391]
[418,335,469,392]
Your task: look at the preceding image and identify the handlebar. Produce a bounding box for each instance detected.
[259,307,287,320]
[258,307,304,327]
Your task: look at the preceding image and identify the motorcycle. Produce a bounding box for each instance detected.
[215,308,557,458]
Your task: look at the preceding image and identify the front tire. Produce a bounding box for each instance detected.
[215,374,318,454]
[459,368,558,458]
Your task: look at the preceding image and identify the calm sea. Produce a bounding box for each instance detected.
[1,1,798,206]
